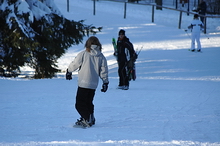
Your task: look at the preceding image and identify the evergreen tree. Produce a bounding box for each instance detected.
[0,0,102,78]
[0,1,36,77]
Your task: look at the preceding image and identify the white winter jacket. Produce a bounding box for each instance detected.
[68,47,109,89]
[188,19,204,33]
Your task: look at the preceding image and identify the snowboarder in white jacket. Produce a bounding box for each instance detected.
[66,36,109,128]
[188,14,204,52]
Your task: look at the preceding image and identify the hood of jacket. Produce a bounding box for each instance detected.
[90,45,101,56]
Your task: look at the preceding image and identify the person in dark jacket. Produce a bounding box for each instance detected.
[197,0,207,23]
[116,29,136,90]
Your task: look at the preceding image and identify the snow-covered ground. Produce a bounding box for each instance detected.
[0,0,220,145]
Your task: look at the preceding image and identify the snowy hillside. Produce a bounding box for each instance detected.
[0,0,220,145]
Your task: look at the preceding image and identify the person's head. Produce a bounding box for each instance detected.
[85,36,102,52]
[118,29,125,39]
[194,14,199,19]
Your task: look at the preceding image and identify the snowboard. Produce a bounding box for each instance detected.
[73,124,87,129]
[73,122,92,129]
[112,38,118,60]
[73,118,93,129]
[127,59,136,81]
[127,47,142,81]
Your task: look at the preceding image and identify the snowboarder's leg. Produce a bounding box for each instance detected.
[75,87,91,121]
[87,89,95,125]
[89,113,96,126]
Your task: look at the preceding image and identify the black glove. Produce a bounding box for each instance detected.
[113,52,118,56]
[66,69,72,80]
[130,53,138,62]
[101,82,109,92]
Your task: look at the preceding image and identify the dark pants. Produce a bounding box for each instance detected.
[118,61,129,86]
[75,87,95,121]
[199,12,205,24]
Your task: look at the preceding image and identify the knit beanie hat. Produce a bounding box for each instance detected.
[194,14,199,19]
[118,29,125,35]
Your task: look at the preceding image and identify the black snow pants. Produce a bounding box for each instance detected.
[75,87,95,121]
[118,61,129,86]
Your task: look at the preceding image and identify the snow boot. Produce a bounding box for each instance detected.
[75,117,83,126]
[81,119,91,128]
[76,118,91,128]
[89,114,95,126]
[123,86,129,90]
[117,85,124,89]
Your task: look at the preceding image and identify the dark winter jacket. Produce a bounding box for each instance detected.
[117,36,135,62]
[198,2,207,15]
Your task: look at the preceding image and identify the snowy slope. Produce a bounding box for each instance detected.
[0,0,220,145]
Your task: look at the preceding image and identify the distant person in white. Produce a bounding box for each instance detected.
[188,14,204,52]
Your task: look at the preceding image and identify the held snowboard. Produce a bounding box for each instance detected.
[112,38,118,60]
[127,59,136,81]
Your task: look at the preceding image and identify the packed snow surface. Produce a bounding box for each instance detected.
[0,0,220,145]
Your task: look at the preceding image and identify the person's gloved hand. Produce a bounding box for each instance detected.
[66,69,72,80]
[101,82,109,92]
[130,53,138,62]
